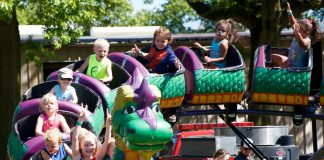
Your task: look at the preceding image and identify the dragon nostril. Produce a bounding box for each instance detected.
[127,128,136,134]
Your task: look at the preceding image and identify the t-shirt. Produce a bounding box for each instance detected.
[287,38,310,67]
[54,85,76,102]
[147,44,179,74]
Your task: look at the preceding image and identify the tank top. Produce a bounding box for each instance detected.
[54,85,75,102]
[210,38,228,68]
[288,38,310,67]
[86,54,111,80]
[42,143,67,160]
[42,113,62,132]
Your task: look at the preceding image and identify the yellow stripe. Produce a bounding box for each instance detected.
[252,93,308,105]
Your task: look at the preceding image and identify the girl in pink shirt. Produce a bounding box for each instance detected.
[35,93,70,136]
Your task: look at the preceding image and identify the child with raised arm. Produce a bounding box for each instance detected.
[49,68,78,103]
[40,128,72,160]
[272,2,321,67]
[72,107,112,160]
[35,93,70,136]
[76,39,113,83]
[194,19,237,69]
[131,27,181,74]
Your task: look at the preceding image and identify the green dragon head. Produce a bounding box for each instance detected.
[111,69,173,159]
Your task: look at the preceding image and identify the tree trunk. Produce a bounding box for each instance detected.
[0,8,21,160]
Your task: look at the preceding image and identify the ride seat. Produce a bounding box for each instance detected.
[15,110,91,142]
[23,81,100,113]
[109,63,130,89]
[225,44,243,67]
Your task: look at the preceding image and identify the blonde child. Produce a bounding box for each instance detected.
[272,2,321,67]
[213,149,229,160]
[77,39,113,83]
[40,128,72,160]
[35,93,70,136]
[72,107,112,160]
[49,68,78,103]
[131,27,181,74]
[194,19,237,69]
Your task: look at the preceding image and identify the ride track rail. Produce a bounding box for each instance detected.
[176,108,324,120]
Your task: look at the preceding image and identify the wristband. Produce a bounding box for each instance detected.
[287,10,293,16]
[76,121,83,126]
[139,50,145,56]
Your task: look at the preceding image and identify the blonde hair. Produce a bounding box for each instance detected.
[213,148,226,159]
[44,128,62,144]
[40,93,58,111]
[78,128,100,156]
[153,27,173,44]
[94,39,110,48]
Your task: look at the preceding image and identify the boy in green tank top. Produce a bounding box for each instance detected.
[77,39,113,83]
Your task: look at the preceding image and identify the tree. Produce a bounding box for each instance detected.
[186,0,324,90]
[0,0,135,158]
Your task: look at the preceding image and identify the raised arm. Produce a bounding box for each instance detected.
[71,108,86,160]
[96,109,112,159]
[287,2,311,49]
[131,44,149,59]
[287,2,297,29]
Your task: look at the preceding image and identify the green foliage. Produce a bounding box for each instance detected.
[30,0,98,48]
[0,1,15,22]
[95,0,134,26]
[22,37,58,66]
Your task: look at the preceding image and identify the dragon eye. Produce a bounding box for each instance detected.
[124,105,136,114]
[152,104,160,113]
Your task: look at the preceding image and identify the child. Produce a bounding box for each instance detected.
[194,19,237,69]
[49,67,78,103]
[213,148,229,160]
[35,93,71,136]
[40,128,72,160]
[272,2,321,68]
[131,27,181,74]
[72,107,112,160]
[77,39,113,83]
[234,138,254,160]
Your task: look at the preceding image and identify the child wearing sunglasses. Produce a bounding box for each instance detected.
[49,67,78,103]
[194,19,238,69]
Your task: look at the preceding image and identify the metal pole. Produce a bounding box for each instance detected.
[212,105,268,160]
[312,119,318,152]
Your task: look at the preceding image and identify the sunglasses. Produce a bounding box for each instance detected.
[243,148,251,151]
[60,78,72,81]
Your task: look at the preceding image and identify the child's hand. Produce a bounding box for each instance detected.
[194,42,203,48]
[131,44,140,56]
[204,56,212,63]
[105,109,112,127]
[287,2,291,12]
[78,103,87,122]
[174,59,181,70]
